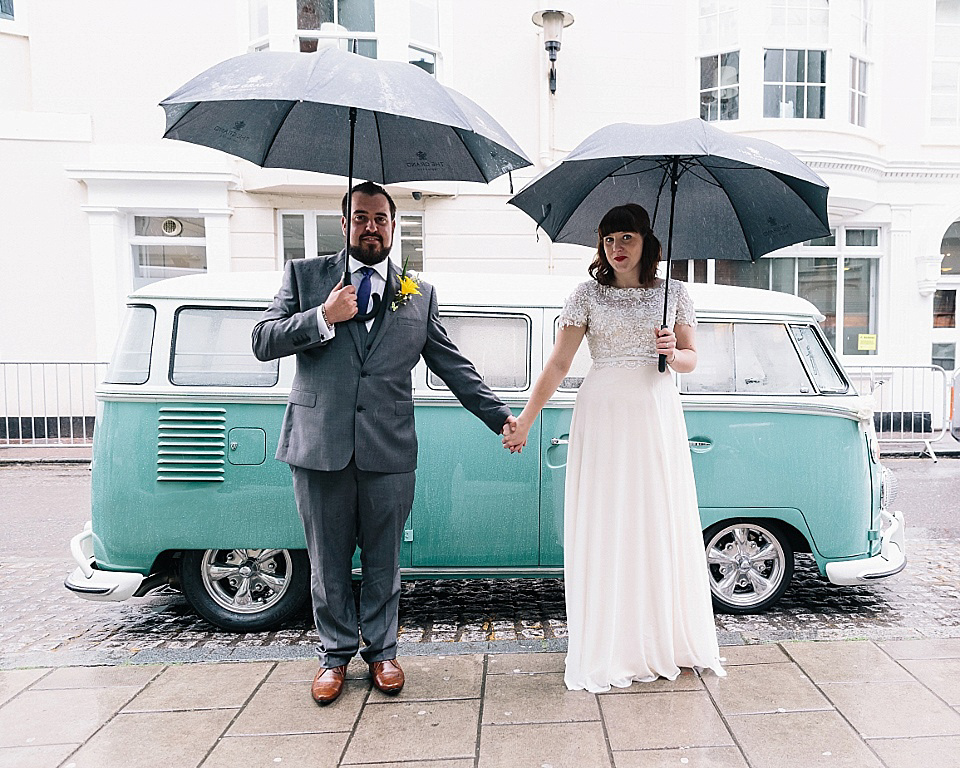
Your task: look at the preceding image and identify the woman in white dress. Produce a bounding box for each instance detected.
[503,203,725,692]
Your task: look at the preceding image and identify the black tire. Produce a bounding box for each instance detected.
[703,520,794,614]
[180,548,310,632]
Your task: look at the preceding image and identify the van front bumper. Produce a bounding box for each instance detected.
[825,510,906,585]
[64,522,144,602]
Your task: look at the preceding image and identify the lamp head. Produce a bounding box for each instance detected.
[532,10,574,60]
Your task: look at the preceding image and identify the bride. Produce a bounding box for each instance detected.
[503,203,725,692]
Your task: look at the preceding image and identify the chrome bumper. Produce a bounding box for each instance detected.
[825,510,906,585]
[64,522,144,602]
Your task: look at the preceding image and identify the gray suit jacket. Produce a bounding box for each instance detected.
[252,252,512,473]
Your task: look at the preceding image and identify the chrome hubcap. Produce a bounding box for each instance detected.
[200,549,291,615]
[706,525,786,608]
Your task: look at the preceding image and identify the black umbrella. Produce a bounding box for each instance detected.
[161,47,531,319]
[508,118,830,370]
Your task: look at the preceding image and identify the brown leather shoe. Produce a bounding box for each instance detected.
[370,658,405,694]
[311,665,347,704]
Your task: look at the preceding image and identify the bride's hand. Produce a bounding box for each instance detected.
[502,416,531,453]
[655,326,677,363]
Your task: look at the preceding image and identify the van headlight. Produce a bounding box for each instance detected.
[880,465,898,509]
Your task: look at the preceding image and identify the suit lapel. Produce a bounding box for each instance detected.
[365,260,400,360]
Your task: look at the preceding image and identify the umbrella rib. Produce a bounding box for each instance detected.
[697,161,758,260]
[451,127,488,182]
[260,100,300,168]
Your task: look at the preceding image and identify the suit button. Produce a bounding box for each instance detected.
[357,406,365,413]
[360,371,369,378]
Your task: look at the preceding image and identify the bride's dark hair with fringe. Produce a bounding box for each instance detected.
[588,204,661,286]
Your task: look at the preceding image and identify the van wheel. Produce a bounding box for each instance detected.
[180,549,310,632]
[703,521,794,614]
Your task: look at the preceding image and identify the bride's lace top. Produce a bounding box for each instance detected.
[558,279,697,367]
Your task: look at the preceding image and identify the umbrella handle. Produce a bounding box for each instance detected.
[354,294,381,323]
[658,325,668,373]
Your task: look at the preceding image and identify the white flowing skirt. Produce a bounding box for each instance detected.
[563,363,726,692]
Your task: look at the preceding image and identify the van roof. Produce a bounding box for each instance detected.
[130,269,825,320]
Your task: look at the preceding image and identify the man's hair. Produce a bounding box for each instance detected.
[341,181,397,220]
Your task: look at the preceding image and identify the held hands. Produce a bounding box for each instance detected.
[323,280,358,324]
[655,326,677,365]
[502,414,530,454]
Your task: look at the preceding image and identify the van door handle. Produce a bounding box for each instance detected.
[688,438,713,453]
[551,438,569,445]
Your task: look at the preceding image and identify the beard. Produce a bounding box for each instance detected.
[348,238,392,266]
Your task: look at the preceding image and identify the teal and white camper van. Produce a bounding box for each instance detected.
[66,271,905,631]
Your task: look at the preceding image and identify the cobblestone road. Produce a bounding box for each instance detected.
[2,461,960,668]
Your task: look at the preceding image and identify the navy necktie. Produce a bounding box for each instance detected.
[356,266,374,315]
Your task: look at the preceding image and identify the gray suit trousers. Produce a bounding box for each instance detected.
[291,461,415,668]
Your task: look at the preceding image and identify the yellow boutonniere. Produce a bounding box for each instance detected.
[390,259,421,311]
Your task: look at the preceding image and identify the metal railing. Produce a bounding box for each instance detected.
[1,362,108,448]
[847,365,949,459]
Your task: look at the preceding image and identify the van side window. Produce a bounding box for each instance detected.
[429,314,530,390]
[681,322,814,395]
[171,308,279,387]
[790,324,848,393]
[554,316,591,390]
[104,305,156,385]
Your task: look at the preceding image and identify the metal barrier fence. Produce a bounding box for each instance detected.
[846,365,949,458]
[0,362,108,448]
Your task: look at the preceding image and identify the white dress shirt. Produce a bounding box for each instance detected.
[316,256,390,338]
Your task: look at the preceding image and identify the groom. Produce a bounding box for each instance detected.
[252,181,516,704]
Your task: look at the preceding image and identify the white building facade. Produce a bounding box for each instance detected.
[2,0,959,373]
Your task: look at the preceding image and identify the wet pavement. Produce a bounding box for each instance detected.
[2,459,960,670]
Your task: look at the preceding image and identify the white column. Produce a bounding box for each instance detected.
[82,207,128,360]
[200,209,233,274]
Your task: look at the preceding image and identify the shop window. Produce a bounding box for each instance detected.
[934,290,957,328]
[700,51,740,121]
[763,48,826,118]
[933,342,956,371]
[131,216,207,290]
[942,220,960,276]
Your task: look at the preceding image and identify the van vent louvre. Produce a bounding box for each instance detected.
[157,407,227,482]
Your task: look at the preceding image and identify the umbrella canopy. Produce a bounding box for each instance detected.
[161,47,531,321]
[508,118,829,261]
[160,48,531,185]
[508,118,830,371]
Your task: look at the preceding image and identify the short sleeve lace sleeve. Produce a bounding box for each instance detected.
[675,281,697,327]
[559,281,592,329]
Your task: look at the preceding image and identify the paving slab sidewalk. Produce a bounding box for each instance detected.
[2,638,960,768]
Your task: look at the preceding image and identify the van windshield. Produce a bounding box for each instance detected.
[104,305,155,385]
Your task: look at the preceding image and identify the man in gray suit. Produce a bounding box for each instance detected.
[252,181,516,704]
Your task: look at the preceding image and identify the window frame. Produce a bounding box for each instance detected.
[129,214,208,291]
[933,0,960,128]
[699,50,741,122]
[763,47,827,119]
[849,56,869,127]
[169,305,280,388]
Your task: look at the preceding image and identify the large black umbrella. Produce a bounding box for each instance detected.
[161,47,531,318]
[508,118,830,369]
